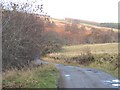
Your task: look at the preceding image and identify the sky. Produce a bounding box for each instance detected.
[2,0,119,23]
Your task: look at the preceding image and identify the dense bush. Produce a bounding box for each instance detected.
[2,10,44,70]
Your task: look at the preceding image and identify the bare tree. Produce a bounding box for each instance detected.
[2,1,45,70]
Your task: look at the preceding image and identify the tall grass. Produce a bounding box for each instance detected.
[2,64,59,88]
[89,53,119,78]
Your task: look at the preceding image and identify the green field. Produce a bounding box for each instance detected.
[44,43,119,78]
[3,64,59,88]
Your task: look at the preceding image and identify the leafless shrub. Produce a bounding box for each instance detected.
[2,1,45,70]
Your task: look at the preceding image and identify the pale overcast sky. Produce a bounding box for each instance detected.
[2,0,119,23]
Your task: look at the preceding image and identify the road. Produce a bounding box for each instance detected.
[34,59,120,88]
[56,64,120,88]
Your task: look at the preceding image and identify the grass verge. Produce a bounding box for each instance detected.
[2,64,59,88]
[43,54,119,78]
[88,53,119,78]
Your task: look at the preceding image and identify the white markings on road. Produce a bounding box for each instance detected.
[103,79,120,87]
[112,84,120,87]
[111,79,120,87]
[104,80,112,83]
[65,74,71,80]
[65,75,70,77]
[112,79,120,83]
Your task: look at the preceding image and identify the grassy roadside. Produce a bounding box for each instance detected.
[42,54,118,78]
[88,53,119,78]
[89,60,118,78]
[2,64,59,88]
[43,43,119,78]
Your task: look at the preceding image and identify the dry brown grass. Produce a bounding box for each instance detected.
[47,43,118,59]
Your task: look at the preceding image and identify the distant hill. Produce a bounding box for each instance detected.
[64,18,119,29]
[45,17,118,44]
[65,18,99,25]
[99,23,119,29]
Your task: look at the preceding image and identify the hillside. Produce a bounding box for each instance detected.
[47,18,118,33]
[44,18,118,44]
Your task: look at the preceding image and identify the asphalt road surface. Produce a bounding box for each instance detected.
[56,64,120,88]
[35,59,120,88]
